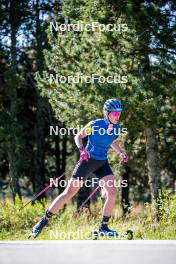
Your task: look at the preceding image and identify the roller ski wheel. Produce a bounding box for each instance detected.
[125,229,133,240]
[28,231,38,239]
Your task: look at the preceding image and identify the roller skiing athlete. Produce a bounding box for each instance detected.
[28,99,129,239]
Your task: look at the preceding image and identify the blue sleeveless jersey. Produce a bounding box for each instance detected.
[85,118,120,160]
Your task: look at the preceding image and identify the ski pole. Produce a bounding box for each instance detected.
[22,172,65,209]
[22,155,88,210]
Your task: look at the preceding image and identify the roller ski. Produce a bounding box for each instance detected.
[91,228,133,240]
[28,215,48,238]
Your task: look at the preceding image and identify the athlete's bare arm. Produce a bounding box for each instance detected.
[111,140,128,163]
[111,140,124,154]
[74,123,90,149]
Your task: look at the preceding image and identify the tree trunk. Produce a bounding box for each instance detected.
[59,135,67,193]
[76,184,91,213]
[8,0,21,201]
[8,147,21,201]
[76,137,91,213]
[55,133,66,194]
[121,166,130,216]
[34,95,46,195]
[34,0,46,196]
[145,128,162,201]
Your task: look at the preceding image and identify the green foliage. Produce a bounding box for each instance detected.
[0,194,176,240]
[155,191,176,224]
[31,0,176,205]
[0,0,176,228]
[36,0,137,127]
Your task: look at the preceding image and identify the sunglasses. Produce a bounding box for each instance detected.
[112,111,121,117]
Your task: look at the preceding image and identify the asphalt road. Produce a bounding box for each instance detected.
[0,241,176,264]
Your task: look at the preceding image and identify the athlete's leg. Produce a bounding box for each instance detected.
[48,178,82,214]
[29,159,104,238]
[48,159,99,214]
[98,174,118,235]
[29,178,82,238]
[99,174,117,217]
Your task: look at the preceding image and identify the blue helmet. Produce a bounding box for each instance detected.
[103,99,124,112]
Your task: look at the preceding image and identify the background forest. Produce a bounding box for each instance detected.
[0,0,176,239]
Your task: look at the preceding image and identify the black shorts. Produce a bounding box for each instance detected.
[71,158,113,181]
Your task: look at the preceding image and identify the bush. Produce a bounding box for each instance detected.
[0,194,176,240]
